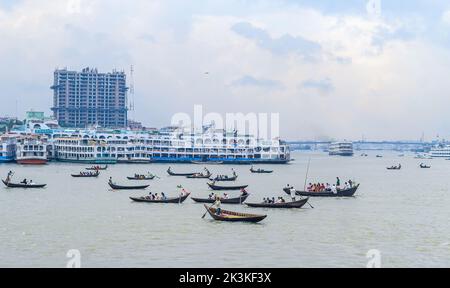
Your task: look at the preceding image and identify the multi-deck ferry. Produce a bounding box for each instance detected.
[15,136,48,165]
[329,141,354,156]
[51,127,290,164]
[429,144,450,158]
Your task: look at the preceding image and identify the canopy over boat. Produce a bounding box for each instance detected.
[203,204,266,223]
[130,193,190,204]
[246,197,309,209]
[207,183,248,191]
[2,179,46,189]
[283,184,359,197]
[191,193,249,204]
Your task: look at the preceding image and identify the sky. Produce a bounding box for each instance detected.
[1,0,450,141]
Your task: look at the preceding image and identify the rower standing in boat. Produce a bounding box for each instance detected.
[5,171,13,184]
[289,185,296,201]
[213,195,222,215]
[336,177,341,189]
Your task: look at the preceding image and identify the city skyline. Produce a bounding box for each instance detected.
[1,1,450,141]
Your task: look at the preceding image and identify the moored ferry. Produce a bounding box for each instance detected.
[15,136,48,165]
[0,135,16,163]
[429,144,450,158]
[329,141,354,156]
[50,126,290,164]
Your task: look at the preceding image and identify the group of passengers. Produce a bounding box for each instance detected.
[262,197,286,204]
[306,178,353,193]
[79,171,98,176]
[214,169,237,180]
[144,192,167,200]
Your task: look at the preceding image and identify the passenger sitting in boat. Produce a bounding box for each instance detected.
[29,180,34,185]
[240,188,248,196]
[331,184,337,194]
[325,183,331,192]
[154,193,160,200]
[307,183,313,192]
[161,193,167,200]
[348,180,353,188]
[223,193,229,199]
[21,179,28,185]
[276,197,286,203]
[208,193,214,199]
[109,177,113,184]
[263,197,267,203]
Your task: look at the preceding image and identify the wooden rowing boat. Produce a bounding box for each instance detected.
[130,193,190,204]
[71,171,100,178]
[108,182,149,190]
[283,184,359,197]
[191,193,249,204]
[250,167,273,174]
[203,204,266,223]
[127,175,156,180]
[207,183,248,191]
[2,179,46,189]
[209,174,238,182]
[86,165,108,171]
[167,169,196,177]
[186,172,212,179]
[246,197,309,209]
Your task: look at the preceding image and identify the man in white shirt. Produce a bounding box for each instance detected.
[290,186,296,201]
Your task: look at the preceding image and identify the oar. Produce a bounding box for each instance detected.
[306,199,314,209]
[202,204,214,219]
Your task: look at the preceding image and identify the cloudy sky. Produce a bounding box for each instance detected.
[1,0,450,141]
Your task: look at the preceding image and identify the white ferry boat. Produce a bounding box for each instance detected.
[50,126,290,164]
[429,144,450,158]
[15,136,49,165]
[0,135,16,163]
[329,141,354,156]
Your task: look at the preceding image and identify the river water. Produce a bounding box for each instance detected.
[0,151,449,267]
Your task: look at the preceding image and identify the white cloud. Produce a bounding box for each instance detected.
[0,0,449,140]
[442,10,450,25]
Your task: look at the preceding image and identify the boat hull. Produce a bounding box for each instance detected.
[108,182,149,190]
[2,180,46,189]
[191,194,249,204]
[130,193,190,204]
[246,198,309,209]
[283,185,359,197]
[204,205,266,223]
[207,183,249,191]
[16,159,47,165]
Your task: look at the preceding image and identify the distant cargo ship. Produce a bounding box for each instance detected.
[329,141,354,156]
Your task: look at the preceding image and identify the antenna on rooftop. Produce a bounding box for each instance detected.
[129,65,135,121]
